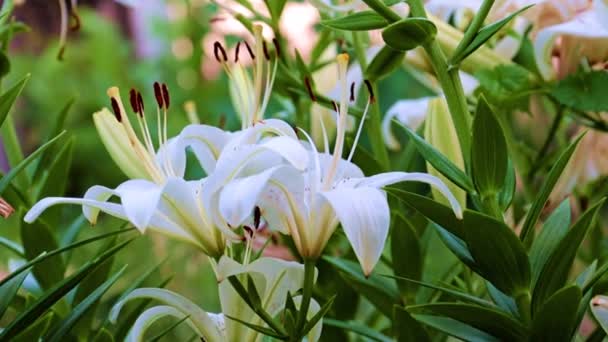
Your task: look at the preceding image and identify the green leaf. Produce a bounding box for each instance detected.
[411,314,500,342]
[391,214,422,302]
[498,158,516,210]
[0,238,134,340]
[399,125,476,194]
[476,64,537,111]
[0,74,29,128]
[21,220,65,291]
[407,303,526,341]
[382,18,437,51]
[149,314,191,342]
[471,97,508,197]
[463,210,530,296]
[0,51,9,78]
[531,285,582,340]
[12,312,55,342]
[393,306,430,342]
[247,274,263,309]
[532,199,604,314]
[591,295,608,334]
[323,318,392,342]
[0,269,29,320]
[0,236,24,258]
[551,71,608,112]
[265,0,287,22]
[323,256,401,318]
[301,294,335,337]
[225,314,287,339]
[529,199,571,287]
[45,266,127,342]
[485,282,519,318]
[365,45,404,82]
[322,11,389,31]
[451,5,533,64]
[0,131,66,196]
[520,133,585,244]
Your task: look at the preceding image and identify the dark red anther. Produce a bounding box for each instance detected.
[129,88,139,114]
[262,41,270,60]
[161,83,170,109]
[331,100,338,113]
[110,98,121,122]
[364,80,375,103]
[153,82,164,109]
[350,82,355,102]
[137,92,145,114]
[243,226,254,238]
[272,38,281,59]
[254,206,261,229]
[243,41,255,59]
[304,77,316,102]
[234,41,241,63]
[213,41,228,62]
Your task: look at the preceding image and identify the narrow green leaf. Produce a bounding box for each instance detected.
[148,314,191,342]
[520,133,585,243]
[21,220,65,290]
[532,199,605,314]
[0,238,134,341]
[323,318,392,342]
[12,312,55,342]
[365,45,405,82]
[486,282,519,318]
[431,224,478,271]
[225,314,287,339]
[247,274,263,309]
[301,294,335,336]
[0,51,9,78]
[551,70,608,112]
[0,131,66,196]
[322,11,389,31]
[0,236,24,257]
[411,314,500,342]
[407,303,526,341]
[323,256,401,318]
[452,5,533,64]
[393,306,430,342]
[0,269,29,320]
[531,285,581,340]
[529,199,571,287]
[498,159,516,210]
[382,18,437,51]
[45,266,128,342]
[471,97,508,196]
[391,214,422,302]
[265,0,287,22]
[399,125,476,194]
[0,74,29,127]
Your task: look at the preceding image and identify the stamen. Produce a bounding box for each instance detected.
[110,98,122,122]
[304,77,316,102]
[137,92,145,112]
[129,88,140,115]
[350,82,355,102]
[213,41,228,62]
[331,100,338,113]
[153,82,164,109]
[162,83,170,109]
[244,41,255,59]
[262,41,271,60]
[234,41,241,63]
[364,80,375,103]
[254,206,261,229]
[272,38,281,59]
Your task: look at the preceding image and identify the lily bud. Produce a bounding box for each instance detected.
[424,98,467,208]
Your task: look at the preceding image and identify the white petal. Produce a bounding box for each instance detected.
[360,171,464,219]
[178,124,231,175]
[382,97,431,150]
[321,186,390,276]
[115,180,163,231]
[459,72,479,95]
[126,305,207,342]
[155,137,186,178]
[82,185,119,223]
[259,136,309,170]
[24,196,127,225]
[110,288,223,341]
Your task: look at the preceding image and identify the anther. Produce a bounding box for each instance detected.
[254,206,261,229]
[234,41,241,63]
[243,41,255,59]
[304,77,316,102]
[153,82,164,108]
[137,92,145,113]
[213,41,228,62]
[161,83,170,109]
[364,80,375,103]
[331,100,338,112]
[110,98,122,122]
[129,88,140,114]
[243,226,254,238]
[272,38,281,59]
[350,82,355,102]
[262,41,270,60]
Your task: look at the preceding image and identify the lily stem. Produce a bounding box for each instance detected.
[295,259,316,339]
[449,0,495,65]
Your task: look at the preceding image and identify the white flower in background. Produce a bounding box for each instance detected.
[217,54,463,276]
[24,84,237,258]
[382,72,479,150]
[110,257,322,342]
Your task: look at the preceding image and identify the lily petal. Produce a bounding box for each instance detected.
[115,180,163,231]
[321,186,390,276]
[126,305,208,342]
[24,196,127,225]
[382,97,431,150]
[177,124,231,175]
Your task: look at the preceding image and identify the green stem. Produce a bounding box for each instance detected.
[360,0,401,22]
[449,0,495,65]
[295,259,316,338]
[528,107,564,179]
[515,292,531,325]
[352,31,391,170]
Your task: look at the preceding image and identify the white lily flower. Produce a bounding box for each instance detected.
[382,72,479,150]
[110,256,322,342]
[218,54,463,275]
[24,85,236,257]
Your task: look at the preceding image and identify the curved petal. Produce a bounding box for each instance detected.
[24,196,127,225]
[360,171,464,219]
[126,305,207,342]
[259,136,309,171]
[178,124,231,175]
[382,97,431,150]
[115,180,163,231]
[321,186,390,276]
[82,185,119,223]
[155,137,186,179]
[110,288,223,341]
